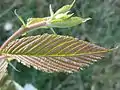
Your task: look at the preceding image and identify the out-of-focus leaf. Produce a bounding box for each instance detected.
[1,34,111,73]
[0,80,24,90]
[49,4,54,17]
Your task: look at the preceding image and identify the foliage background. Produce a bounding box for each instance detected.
[1,0,120,90]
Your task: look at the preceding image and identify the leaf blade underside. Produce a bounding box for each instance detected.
[1,34,110,73]
[0,59,8,81]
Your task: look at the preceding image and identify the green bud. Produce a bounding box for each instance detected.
[0,80,24,90]
[26,17,48,26]
[49,17,91,28]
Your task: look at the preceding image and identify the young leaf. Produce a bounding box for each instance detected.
[1,34,111,73]
[54,0,76,16]
[49,4,54,17]
[54,12,73,19]
[14,10,26,27]
[26,16,90,29]
[25,0,90,29]
[49,17,91,28]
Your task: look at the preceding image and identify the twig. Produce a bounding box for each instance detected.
[1,21,47,49]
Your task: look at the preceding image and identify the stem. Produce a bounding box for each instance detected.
[50,28,57,34]
[14,9,26,27]
[1,21,47,50]
[8,61,20,72]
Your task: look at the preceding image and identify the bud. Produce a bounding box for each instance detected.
[54,0,76,16]
[48,17,91,28]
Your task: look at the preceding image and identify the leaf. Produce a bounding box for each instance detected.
[14,9,26,27]
[26,17,48,27]
[1,34,111,73]
[0,59,8,81]
[54,11,74,20]
[26,16,90,29]
[54,0,76,16]
[50,17,91,28]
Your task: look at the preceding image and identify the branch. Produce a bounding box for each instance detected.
[1,21,47,50]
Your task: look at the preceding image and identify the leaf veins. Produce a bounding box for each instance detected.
[1,34,111,73]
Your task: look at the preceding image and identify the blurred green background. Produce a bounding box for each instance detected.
[1,0,120,90]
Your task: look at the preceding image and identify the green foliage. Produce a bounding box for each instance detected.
[0,80,24,90]
[0,59,8,82]
[53,0,75,16]
[25,0,91,28]
[0,0,120,90]
[26,18,47,26]
[50,17,91,28]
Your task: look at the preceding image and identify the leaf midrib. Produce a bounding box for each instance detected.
[2,49,111,57]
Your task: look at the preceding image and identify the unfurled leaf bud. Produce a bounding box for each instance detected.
[49,17,91,28]
[54,0,76,16]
